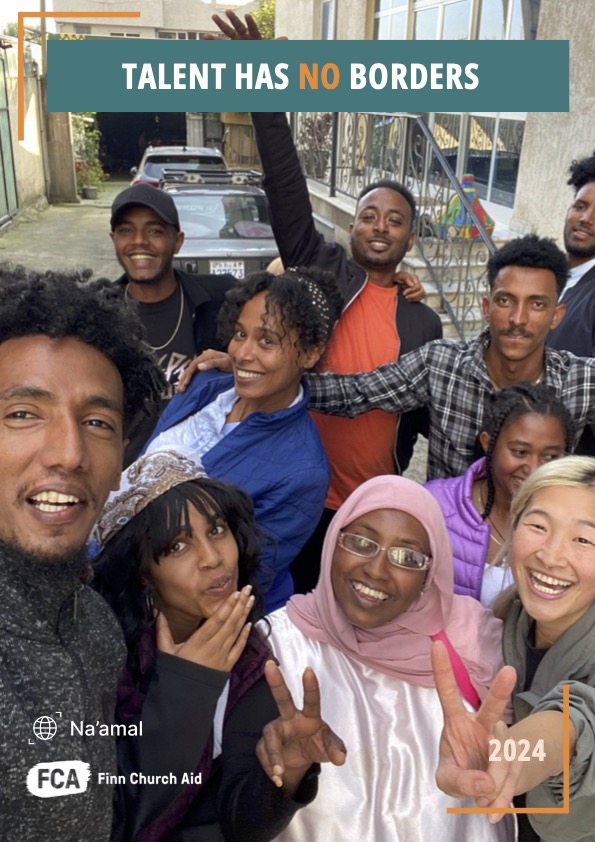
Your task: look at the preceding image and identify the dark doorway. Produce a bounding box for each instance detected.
[97,112,186,176]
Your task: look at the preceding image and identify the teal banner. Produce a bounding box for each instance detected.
[47,38,568,112]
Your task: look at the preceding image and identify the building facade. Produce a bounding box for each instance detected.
[275,0,593,242]
[53,0,260,41]
[1,37,46,223]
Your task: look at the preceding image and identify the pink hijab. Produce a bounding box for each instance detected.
[287,475,503,697]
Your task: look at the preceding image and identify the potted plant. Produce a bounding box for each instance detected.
[72,112,106,199]
[75,160,104,199]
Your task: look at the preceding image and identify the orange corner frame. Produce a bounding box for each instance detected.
[18,10,141,141]
[447,682,571,817]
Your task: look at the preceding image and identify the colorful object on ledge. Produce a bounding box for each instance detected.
[433,174,495,239]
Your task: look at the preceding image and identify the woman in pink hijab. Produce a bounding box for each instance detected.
[265,475,514,842]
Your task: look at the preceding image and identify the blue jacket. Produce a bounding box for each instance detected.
[146,371,330,612]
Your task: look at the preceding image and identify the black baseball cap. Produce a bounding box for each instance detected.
[110,184,180,231]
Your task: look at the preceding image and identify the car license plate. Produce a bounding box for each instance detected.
[210,260,245,279]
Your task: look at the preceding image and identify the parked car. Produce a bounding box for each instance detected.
[163,178,278,279]
[130,145,227,186]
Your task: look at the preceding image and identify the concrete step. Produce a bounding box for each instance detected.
[440,315,461,339]
[439,306,484,338]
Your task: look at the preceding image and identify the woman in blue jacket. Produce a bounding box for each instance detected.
[145,267,343,612]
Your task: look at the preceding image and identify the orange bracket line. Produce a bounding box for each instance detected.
[18,10,141,141]
[447,682,571,817]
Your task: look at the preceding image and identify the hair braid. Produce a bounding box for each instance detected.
[482,405,508,519]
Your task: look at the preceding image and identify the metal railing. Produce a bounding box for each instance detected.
[291,112,497,338]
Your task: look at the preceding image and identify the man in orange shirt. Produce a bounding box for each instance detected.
[207,12,443,593]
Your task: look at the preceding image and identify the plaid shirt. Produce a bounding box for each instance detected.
[307,332,595,479]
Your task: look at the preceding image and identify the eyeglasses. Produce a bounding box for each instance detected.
[338,531,431,571]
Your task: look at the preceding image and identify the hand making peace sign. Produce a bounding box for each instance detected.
[257,660,347,798]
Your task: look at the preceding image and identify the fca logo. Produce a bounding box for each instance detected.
[26,761,90,798]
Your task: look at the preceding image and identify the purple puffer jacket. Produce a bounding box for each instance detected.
[425,458,490,601]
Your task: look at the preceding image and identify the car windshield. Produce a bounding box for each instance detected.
[143,155,225,179]
[172,193,274,240]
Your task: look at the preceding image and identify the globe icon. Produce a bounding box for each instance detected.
[33,716,57,741]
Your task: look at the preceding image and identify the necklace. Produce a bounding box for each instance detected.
[535,625,557,647]
[478,481,507,546]
[125,283,185,352]
[484,357,544,391]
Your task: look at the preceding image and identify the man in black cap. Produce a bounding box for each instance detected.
[110,184,236,462]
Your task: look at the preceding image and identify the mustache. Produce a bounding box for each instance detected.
[499,328,533,338]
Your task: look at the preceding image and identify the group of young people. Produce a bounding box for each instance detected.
[95,152,593,842]
[3,14,595,842]
[85,335,594,842]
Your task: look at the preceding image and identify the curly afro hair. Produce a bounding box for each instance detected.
[0,265,165,435]
[487,234,569,299]
[217,265,344,356]
[568,151,595,192]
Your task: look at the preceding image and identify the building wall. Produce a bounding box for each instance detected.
[276,0,322,39]
[276,0,374,39]
[54,0,260,38]
[55,0,166,31]
[56,24,158,38]
[44,104,78,203]
[4,42,47,210]
[511,0,595,242]
[335,1,374,40]
[9,78,47,207]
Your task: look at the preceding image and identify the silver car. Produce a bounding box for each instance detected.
[131,145,227,187]
[166,183,279,280]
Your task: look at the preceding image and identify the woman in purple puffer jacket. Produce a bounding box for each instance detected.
[425,383,573,607]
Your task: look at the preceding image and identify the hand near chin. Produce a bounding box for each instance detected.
[176,350,233,392]
[432,641,517,815]
[257,661,347,798]
[156,585,254,672]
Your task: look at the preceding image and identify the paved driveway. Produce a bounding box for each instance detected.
[0,177,128,280]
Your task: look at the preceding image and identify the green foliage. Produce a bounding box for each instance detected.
[74,160,104,191]
[252,0,275,39]
[72,113,105,192]
[2,21,42,41]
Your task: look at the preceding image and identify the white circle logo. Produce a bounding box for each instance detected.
[33,716,57,741]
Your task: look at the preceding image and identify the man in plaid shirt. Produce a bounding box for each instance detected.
[307,234,595,479]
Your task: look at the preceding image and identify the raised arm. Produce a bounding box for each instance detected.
[207,12,322,270]
[251,112,326,270]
